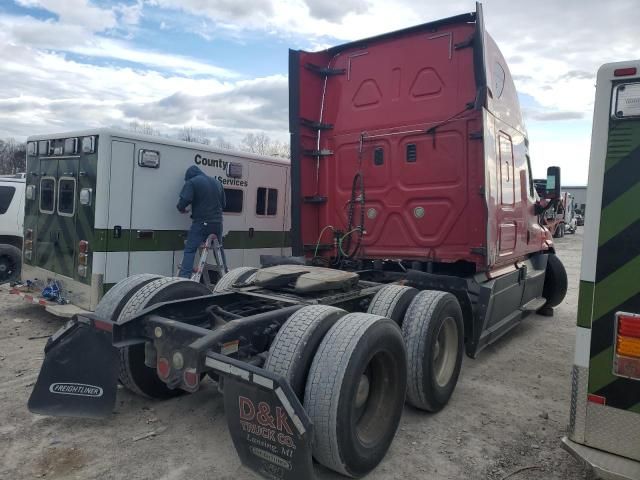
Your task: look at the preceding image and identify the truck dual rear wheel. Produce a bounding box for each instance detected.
[116,277,211,399]
[304,313,407,477]
[94,273,162,321]
[264,305,346,399]
[213,266,258,292]
[402,290,464,412]
[367,284,418,325]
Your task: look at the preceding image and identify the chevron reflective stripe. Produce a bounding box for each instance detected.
[585,116,640,412]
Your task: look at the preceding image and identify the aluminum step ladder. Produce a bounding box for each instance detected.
[179,234,228,288]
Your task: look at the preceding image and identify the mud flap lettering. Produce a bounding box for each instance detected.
[206,353,314,480]
[28,320,119,418]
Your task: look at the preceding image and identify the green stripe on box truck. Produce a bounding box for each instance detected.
[577,281,594,328]
[588,347,615,393]
[592,255,640,321]
[598,182,640,246]
[605,122,640,171]
[93,229,291,252]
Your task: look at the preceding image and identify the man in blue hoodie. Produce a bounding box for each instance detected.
[177,165,226,278]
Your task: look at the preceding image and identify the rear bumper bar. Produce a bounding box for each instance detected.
[561,437,640,480]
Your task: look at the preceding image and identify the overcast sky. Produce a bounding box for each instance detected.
[1,0,639,184]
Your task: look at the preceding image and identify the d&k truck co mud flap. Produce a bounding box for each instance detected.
[206,352,315,480]
[28,317,119,418]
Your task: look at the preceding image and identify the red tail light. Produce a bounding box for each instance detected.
[614,312,640,379]
[25,229,33,240]
[79,240,89,253]
[93,319,113,332]
[183,369,199,388]
[157,358,170,379]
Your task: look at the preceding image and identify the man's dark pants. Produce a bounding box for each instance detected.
[178,221,224,278]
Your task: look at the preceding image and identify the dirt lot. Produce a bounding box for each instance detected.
[0,232,588,480]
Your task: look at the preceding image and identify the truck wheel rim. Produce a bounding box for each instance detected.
[352,351,396,446]
[433,316,458,388]
[0,257,14,281]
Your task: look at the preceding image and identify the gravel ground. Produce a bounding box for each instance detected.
[0,232,588,480]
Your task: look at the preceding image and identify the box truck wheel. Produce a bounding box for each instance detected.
[264,305,346,399]
[212,267,258,292]
[541,254,567,309]
[402,290,464,412]
[94,274,163,321]
[304,313,407,477]
[0,244,21,284]
[117,277,211,399]
[367,284,418,325]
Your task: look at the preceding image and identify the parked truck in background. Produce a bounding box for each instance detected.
[14,129,290,314]
[27,4,569,479]
[562,60,640,480]
[534,177,573,237]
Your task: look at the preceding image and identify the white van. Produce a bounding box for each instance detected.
[0,174,25,283]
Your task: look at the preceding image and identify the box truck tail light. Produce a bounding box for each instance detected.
[157,358,170,379]
[24,229,34,261]
[614,67,637,77]
[613,312,640,380]
[77,240,89,277]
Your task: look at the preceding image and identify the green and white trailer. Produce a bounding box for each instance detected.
[562,61,640,479]
[19,128,291,312]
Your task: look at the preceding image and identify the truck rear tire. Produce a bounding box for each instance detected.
[367,284,418,325]
[94,274,162,321]
[542,254,568,308]
[0,244,21,284]
[213,267,258,292]
[264,305,346,399]
[304,313,407,477]
[402,290,464,412]
[117,277,211,399]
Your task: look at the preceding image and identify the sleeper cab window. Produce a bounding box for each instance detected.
[223,188,243,213]
[0,185,16,214]
[58,177,76,216]
[39,177,56,214]
[256,187,278,216]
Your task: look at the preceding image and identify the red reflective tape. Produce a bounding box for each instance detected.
[93,319,113,332]
[587,394,606,405]
[38,300,48,305]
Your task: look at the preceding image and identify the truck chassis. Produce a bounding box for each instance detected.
[28,256,561,479]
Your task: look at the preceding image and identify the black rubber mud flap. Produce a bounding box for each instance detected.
[28,319,119,418]
[206,352,315,480]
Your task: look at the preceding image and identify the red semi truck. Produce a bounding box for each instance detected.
[27,4,567,479]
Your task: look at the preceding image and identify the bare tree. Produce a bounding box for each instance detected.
[240,132,290,158]
[0,138,26,174]
[179,126,211,145]
[240,132,272,156]
[269,139,290,159]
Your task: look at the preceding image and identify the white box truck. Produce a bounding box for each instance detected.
[562,60,640,479]
[16,128,291,313]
